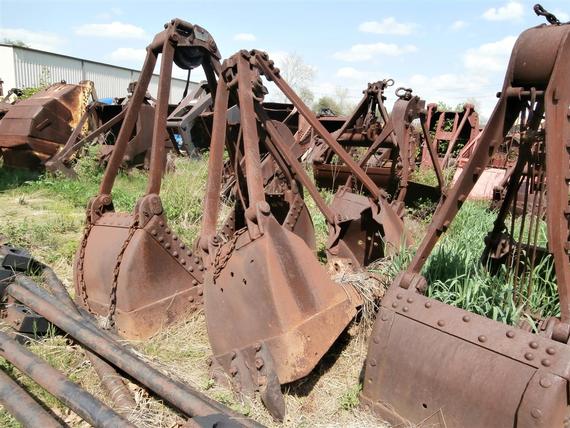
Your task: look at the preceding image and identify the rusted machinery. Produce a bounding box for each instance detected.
[419,101,480,169]
[73,19,216,340]
[198,49,408,419]
[0,80,96,169]
[309,81,445,206]
[361,8,570,427]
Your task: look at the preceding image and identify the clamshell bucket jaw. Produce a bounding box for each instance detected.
[74,19,220,339]
[362,12,570,427]
[199,51,364,419]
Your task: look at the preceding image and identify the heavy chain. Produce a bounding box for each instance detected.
[77,221,94,311]
[212,228,247,282]
[101,218,139,330]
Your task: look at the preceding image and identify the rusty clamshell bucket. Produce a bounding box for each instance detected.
[74,20,220,339]
[199,52,359,419]
[362,16,570,427]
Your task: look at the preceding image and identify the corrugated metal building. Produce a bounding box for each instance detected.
[0,44,198,102]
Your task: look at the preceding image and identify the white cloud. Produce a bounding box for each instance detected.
[233,33,256,41]
[482,1,524,21]
[109,47,146,62]
[463,36,516,73]
[336,67,367,80]
[74,22,147,39]
[450,20,468,31]
[333,42,417,62]
[358,17,416,35]
[0,28,65,52]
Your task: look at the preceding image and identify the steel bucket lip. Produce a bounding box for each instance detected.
[377,281,570,378]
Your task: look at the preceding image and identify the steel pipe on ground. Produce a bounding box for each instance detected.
[0,330,134,428]
[0,368,63,428]
[42,268,135,412]
[7,277,263,428]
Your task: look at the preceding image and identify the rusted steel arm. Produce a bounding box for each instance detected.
[7,278,263,427]
[253,52,388,201]
[0,330,134,428]
[0,369,63,428]
[440,104,473,168]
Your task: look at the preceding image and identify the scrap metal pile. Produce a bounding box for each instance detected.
[1,4,570,427]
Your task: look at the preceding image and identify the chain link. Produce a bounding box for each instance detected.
[211,228,247,282]
[101,217,139,330]
[77,220,94,311]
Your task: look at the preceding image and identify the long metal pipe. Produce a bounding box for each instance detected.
[7,279,263,428]
[42,268,135,412]
[0,330,134,428]
[0,368,63,428]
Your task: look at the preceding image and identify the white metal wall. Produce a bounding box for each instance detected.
[5,45,196,102]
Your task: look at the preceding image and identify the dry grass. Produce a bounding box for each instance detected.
[0,157,392,427]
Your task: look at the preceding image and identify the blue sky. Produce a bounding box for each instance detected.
[1,0,569,118]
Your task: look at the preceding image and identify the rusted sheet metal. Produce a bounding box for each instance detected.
[0,80,95,169]
[8,277,263,427]
[74,20,221,339]
[0,329,134,427]
[0,369,63,428]
[362,10,570,427]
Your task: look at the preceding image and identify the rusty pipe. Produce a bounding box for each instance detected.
[0,330,134,428]
[42,268,135,412]
[7,279,263,427]
[0,368,63,428]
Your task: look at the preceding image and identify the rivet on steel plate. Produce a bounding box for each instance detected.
[462,315,471,322]
[373,336,380,344]
[231,351,237,359]
[188,296,194,302]
[181,259,186,265]
[546,347,556,355]
[369,359,377,367]
[380,313,389,322]
[151,229,157,236]
[539,377,552,388]
[165,228,171,234]
[392,302,398,308]
[541,359,551,367]
[437,320,445,327]
[172,235,178,241]
[187,250,193,256]
[255,358,264,369]
[402,306,409,313]
[230,367,238,376]
[158,236,164,242]
[506,330,516,338]
[192,279,198,286]
[406,297,414,303]
[396,294,403,300]
[173,251,178,257]
[254,343,262,352]
[198,289,204,296]
[425,302,432,308]
[529,341,539,349]
[180,243,185,249]
[159,221,165,227]
[531,408,543,419]
[165,243,171,249]
[524,352,535,361]
[478,335,487,343]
